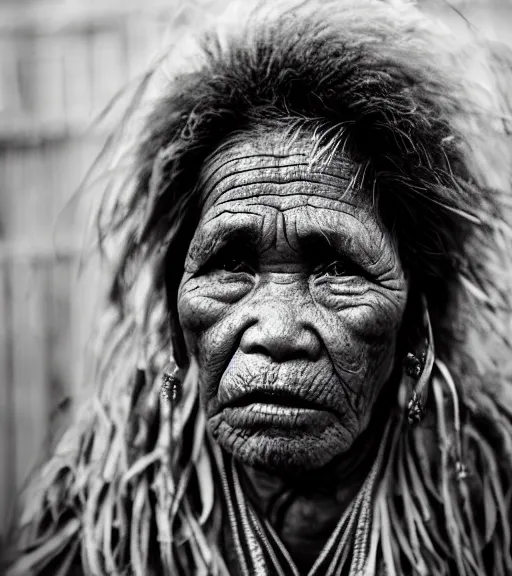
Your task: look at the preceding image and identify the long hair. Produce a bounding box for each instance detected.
[5,1,512,574]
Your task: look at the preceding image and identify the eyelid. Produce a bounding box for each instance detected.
[187,235,233,271]
[195,244,257,276]
[314,258,348,275]
[313,256,371,280]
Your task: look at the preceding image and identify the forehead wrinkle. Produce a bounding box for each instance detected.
[198,139,361,211]
[199,151,310,191]
[201,153,359,188]
[201,180,366,219]
[199,180,378,251]
[202,162,358,197]
[211,180,348,210]
[200,161,311,206]
[201,170,361,213]
[198,151,310,202]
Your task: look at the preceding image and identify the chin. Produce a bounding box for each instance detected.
[208,417,356,473]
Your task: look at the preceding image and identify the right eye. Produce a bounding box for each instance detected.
[200,248,256,276]
[215,255,253,274]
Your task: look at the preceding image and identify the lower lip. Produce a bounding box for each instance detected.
[221,402,331,429]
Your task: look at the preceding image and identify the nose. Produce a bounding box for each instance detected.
[239,297,322,362]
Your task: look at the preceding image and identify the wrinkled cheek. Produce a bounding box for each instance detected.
[178,290,247,415]
[333,345,396,438]
[326,311,400,419]
[346,298,404,354]
[177,291,227,336]
[362,313,402,392]
[177,293,221,400]
[178,275,252,330]
[361,340,396,403]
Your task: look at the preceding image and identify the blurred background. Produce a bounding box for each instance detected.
[0,0,510,538]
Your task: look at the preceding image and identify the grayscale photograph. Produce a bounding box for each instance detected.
[1,0,511,574]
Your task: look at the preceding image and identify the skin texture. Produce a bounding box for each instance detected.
[177,131,409,474]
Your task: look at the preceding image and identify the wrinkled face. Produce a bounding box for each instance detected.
[177,133,408,472]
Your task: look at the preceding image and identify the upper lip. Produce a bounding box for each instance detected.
[224,389,322,411]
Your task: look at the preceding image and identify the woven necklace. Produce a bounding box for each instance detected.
[217,420,392,576]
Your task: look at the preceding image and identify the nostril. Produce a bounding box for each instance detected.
[240,323,321,362]
[245,344,270,357]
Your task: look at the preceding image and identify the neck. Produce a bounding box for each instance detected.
[240,419,385,572]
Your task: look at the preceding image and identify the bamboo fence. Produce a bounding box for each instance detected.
[0,0,183,536]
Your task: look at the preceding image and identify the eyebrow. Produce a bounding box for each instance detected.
[298,230,374,269]
[188,219,263,264]
[299,233,340,257]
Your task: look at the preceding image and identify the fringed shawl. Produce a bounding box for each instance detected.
[3,1,512,574]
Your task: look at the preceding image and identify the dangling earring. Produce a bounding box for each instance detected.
[161,362,182,406]
[403,295,435,425]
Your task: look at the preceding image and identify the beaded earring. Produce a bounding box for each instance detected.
[161,364,182,406]
[403,295,435,425]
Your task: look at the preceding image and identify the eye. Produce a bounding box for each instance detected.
[216,255,253,274]
[315,259,359,278]
[200,247,256,276]
[323,261,348,276]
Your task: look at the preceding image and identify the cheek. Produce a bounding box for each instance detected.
[177,276,253,402]
[313,282,407,406]
[178,275,253,333]
[312,276,407,342]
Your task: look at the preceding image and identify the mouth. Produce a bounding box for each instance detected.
[217,390,338,431]
[225,390,321,411]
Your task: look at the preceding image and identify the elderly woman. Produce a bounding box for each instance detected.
[5,0,512,575]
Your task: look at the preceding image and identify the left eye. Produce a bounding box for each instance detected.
[315,260,353,278]
[324,261,347,276]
